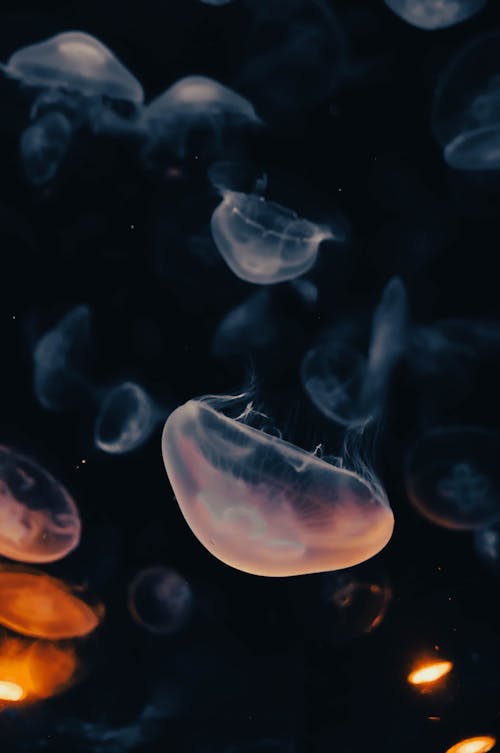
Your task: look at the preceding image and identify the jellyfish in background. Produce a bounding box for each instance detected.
[384,0,487,30]
[161,396,394,577]
[0,565,103,639]
[2,31,143,184]
[210,190,334,284]
[432,31,500,170]
[475,523,500,574]
[128,567,193,635]
[200,0,233,5]
[405,427,500,530]
[94,381,162,455]
[301,277,408,428]
[0,446,81,563]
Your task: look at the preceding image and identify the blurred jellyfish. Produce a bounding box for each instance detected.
[405,426,500,530]
[384,0,487,30]
[213,290,277,357]
[432,31,500,170]
[0,565,103,639]
[475,522,500,574]
[128,567,193,635]
[0,446,81,563]
[94,381,161,455]
[201,0,233,4]
[301,277,408,428]
[407,659,453,686]
[33,305,91,412]
[161,395,394,576]
[20,111,72,185]
[210,190,333,284]
[445,737,496,753]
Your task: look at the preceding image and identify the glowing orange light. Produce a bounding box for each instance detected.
[408,660,453,685]
[445,736,496,753]
[0,680,24,701]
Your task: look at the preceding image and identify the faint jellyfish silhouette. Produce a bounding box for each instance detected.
[0,446,81,563]
[161,395,394,576]
[33,305,91,412]
[475,522,500,574]
[20,111,72,185]
[301,277,408,427]
[0,565,103,639]
[94,381,161,455]
[212,290,277,357]
[128,567,193,635]
[432,31,500,170]
[384,0,487,30]
[201,0,233,4]
[405,427,500,530]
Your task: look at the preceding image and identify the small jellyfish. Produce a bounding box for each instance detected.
[432,31,500,170]
[0,565,103,639]
[210,190,333,284]
[407,659,453,686]
[445,737,496,753]
[405,427,500,530]
[384,0,487,30]
[128,567,193,635]
[33,305,91,412]
[200,0,233,4]
[475,522,500,574]
[161,397,394,576]
[0,446,81,563]
[20,111,72,185]
[94,381,161,455]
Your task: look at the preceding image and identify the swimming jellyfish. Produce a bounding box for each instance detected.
[210,190,334,284]
[301,277,408,427]
[161,396,394,576]
[128,567,193,635]
[0,446,81,562]
[432,31,500,170]
[384,0,487,30]
[94,381,160,455]
[405,426,500,530]
[475,522,500,574]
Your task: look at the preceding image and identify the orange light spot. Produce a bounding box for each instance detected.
[445,736,496,753]
[0,680,24,701]
[408,660,453,685]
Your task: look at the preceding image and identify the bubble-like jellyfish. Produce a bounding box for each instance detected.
[161,396,394,576]
[33,305,91,412]
[0,446,81,563]
[128,567,193,635]
[432,31,500,170]
[210,190,334,285]
[384,0,487,30]
[301,277,408,427]
[475,522,500,574]
[405,427,500,530]
[0,565,103,639]
[94,381,161,455]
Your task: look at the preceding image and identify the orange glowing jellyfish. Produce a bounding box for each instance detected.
[162,397,394,576]
[408,660,453,686]
[0,445,81,563]
[445,736,496,753]
[0,566,103,639]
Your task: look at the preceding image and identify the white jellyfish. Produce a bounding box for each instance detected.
[384,0,487,30]
[94,381,163,455]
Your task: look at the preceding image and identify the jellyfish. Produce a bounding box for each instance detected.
[0,565,103,639]
[0,445,81,563]
[94,381,161,455]
[384,0,487,30]
[128,567,193,635]
[405,426,500,530]
[445,737,496,753]
[432,31,500,170]
[301,277,408,427]
[200,0,233,5]
[210,190,334,285]
[33,305,91,412]
[20,111,72,185]
[161,396,394,577]
[407,659,453,686]
[475,522,500,574]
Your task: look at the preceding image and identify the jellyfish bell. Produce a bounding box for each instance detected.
[405,426,500,530]
[0,446,81,563]
[161,396,394,577]
[20,110,72,186]
[384,0,487,30]
[445,736,496,753]
[94,381,160,455]
[128,566,193,635]
[407,659,453,686]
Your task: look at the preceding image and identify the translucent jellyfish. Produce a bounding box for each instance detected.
[407,659,453,686]
[405,427,500,530]
[384,0,487,30]
[161,397,394,576]
[128,567,193,635]
[301,277,408,427]
[210,190,334,284]
[33,305,91,412]
[20,111,72,185]
[432,31,500,170]
[445,737,496,753]
[0,565,103,639]
[0,445,81,562]
[94,381,161,455]
[475,522,500,574]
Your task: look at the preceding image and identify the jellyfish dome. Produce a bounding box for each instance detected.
[0,446,81,562]
[161,398,394,577]
[210,190,333,285]
[94,381,158,455]
[128,566,193,635]
[4,31,144,104]
[405,427,500,530]
[384,0,487,30]
[432,31,500,170]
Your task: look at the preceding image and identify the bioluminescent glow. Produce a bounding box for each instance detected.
[128,566,193,635]
[0,679,24,702]
[445,736,496,753]
[384,0,487,30]
[94,381,159,454]
[408,660,453,685]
